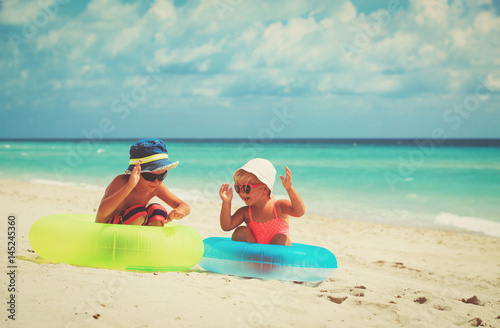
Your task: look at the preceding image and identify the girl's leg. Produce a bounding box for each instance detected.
[232,226,257,243]
[270,233,292,246]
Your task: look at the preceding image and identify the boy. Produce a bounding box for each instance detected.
[95,138,190,226]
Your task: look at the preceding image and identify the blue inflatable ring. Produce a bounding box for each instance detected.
[198,237,337,282]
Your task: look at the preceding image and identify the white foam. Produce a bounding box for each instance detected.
[30,178,104,191]
[435,212,500,238]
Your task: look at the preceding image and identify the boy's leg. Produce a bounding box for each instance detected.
[144,203,168,227]
[108,205,148,225]
[232,226,257,243]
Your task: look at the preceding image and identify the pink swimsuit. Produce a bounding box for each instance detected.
[248,201,290,244]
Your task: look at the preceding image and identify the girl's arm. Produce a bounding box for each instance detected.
[279,166,306,217]
[95,162,142,223]
[219,183,245,231]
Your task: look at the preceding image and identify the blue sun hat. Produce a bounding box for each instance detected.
[125,138,178,174]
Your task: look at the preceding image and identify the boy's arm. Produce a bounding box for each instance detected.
[95,176,134,223]
[219,183,245,231]
[155,184,190,221]
[279,166,306,217]
[95,162,142,223]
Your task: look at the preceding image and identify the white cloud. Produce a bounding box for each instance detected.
[414,0,449,27]
[106,25,143,58]
[64,79,109,89]
[317,71,400,95]
[66,29,99,60]
[69,99,102,109]
[85,0,137,22]
[123,75,147,88]
[240,26,260,45]
[449,27,473,48]
[192,88,219,97]
[1,0,500,140]
[154,39,225,66]
[263,17,317,44]
[0,0,45,25]
[339,1,357,23]
[49,79,62,89]
[416,43,448,67]
[196,60,211,73]
[447,70,470,91]
[474,11,500,34]
[148,0,177,22]
[253,16,326,69]
[317,75,333,93]
[369,32,418,68]
[36,28,64,51]
[32,0,174,61]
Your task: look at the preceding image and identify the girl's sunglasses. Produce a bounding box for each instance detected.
[141,171,168,182]
[234,183,265,194]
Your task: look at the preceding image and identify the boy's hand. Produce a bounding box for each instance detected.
[279,166,293,190]
[168,208,186,221]
[219,183,233,203]
[128,160,142,188]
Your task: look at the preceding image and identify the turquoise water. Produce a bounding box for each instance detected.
[1,139,500,237]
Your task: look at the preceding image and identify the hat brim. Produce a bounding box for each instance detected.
[125,160,179,174]
[237,166,275,192]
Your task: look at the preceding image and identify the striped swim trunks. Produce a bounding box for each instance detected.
[107,203,168,227]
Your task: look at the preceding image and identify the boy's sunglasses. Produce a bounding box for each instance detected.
[141,171,168,182]
[234,183,265,194]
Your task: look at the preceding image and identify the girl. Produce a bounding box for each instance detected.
[219,158,305,246]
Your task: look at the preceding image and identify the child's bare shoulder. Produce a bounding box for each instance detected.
[275,199,290,207]
[235,206,249,219]
[111,174,129,184]
[105,174,129,191]
[274,199,291,215]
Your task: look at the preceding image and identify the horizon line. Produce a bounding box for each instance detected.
[1,137,500,145]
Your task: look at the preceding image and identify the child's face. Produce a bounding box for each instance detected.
[139,169,167,189]
[234,177,268,205]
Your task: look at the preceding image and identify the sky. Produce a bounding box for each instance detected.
[1,0,500,140]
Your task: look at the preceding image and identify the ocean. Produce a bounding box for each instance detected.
[2,139,500,237]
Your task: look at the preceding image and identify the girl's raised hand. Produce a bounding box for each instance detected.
[219,183,233,202]
[280,166,293,190]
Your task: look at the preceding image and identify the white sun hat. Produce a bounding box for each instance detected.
[238,158,276,192]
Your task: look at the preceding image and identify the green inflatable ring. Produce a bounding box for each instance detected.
[29,214,204,272]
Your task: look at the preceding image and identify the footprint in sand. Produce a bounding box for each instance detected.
[432,304,452,311]
[327,296,347,304]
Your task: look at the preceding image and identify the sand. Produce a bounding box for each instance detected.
[1,179,499,327]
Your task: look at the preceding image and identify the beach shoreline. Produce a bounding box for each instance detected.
[2,140,500,238]
[1,179,499,327]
